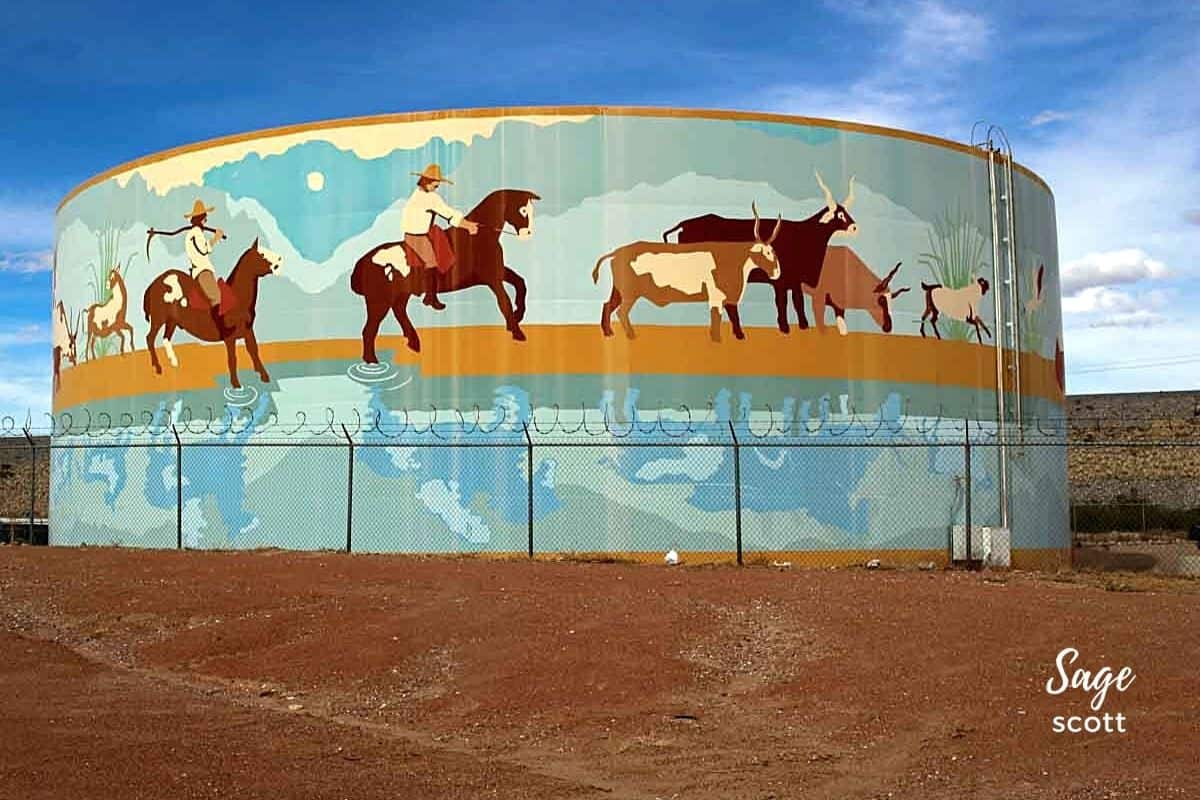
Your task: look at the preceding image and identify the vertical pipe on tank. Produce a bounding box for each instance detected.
[986,146,1011,531]
[1002,150,1022,432]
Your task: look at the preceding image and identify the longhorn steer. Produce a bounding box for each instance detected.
[664,170,857,332]
[594,205,782,342]
[803,247,910,334]
[920,278,992,343]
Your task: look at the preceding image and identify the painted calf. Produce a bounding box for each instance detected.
[920,277,992,343]
[803,247,910,335]
[51,300,81,392]
[593,204,783,342]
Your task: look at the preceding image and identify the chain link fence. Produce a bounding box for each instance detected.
[2,413,1199,575]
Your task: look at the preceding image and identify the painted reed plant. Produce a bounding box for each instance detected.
[918,205,990,341]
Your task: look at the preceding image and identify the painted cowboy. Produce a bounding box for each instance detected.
[182,200,225,312]
[402,164,479,309]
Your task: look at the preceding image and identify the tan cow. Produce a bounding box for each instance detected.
[592,204,783,342]
[803,247,909,335]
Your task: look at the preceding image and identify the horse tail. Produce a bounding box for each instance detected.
[350,259,366,296]
[592,249,618,284]
[921,282,940,292]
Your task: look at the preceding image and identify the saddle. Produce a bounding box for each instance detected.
[188,278,240,315]
[403,224,457,274]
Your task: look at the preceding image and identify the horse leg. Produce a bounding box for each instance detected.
[709,306,723,343]
[391,294,421,353]
[503,267,527,323]
[146,320,164,375]
[774,284,790,333]
[361,297,389,363]
[121,323,135,352]
[223,337,242,389]
[600,288,621,337]
[487,281,525,341]
[244,329,270,382]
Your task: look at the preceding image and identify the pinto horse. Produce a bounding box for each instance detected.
[143,238,283,389]
[350,188,539,361]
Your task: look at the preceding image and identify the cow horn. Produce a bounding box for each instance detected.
[752,201,762,242]
[815,170,835,211]
[873,261,902,293]
[843,176,856,211]
[768,213,782,245]
[891,286,911,299]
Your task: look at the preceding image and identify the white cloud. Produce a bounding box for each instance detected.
[1088,310,1168,328]
[0,199,55,249]
[0,248,53,273]
[1029,109,1073,127]
[1060,248,1169,295]
[0,323,48,346]
[761,1,991,136]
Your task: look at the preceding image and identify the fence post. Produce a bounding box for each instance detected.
[23,427,35,544]
[729,421,742,566]
[964,421,973,565]
[341,424,354,553]
[172,424,182,550]
[523,422,533,558]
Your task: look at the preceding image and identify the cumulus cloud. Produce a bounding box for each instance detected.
[0,248,53,273]
[1060,249,1169,296]
[1029,109,1073,127]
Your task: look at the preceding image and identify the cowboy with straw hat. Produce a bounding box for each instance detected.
[400,163,478,309]
[181,200,226,319]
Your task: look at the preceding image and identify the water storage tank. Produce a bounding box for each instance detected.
[51,106,1067,566]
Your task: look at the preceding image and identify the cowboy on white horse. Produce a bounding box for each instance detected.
[401,163,479,309]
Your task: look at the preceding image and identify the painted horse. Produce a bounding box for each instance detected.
[143,238,283,389]
[349,188,540,361]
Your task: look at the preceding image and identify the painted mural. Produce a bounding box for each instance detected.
[50,107,1068,562]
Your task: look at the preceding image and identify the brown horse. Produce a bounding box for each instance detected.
[142,238,283,389]
[349,188,540,361]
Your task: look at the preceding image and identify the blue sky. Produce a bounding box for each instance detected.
[1,0,1198,421]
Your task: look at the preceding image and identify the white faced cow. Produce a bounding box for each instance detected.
[593,204,783,342]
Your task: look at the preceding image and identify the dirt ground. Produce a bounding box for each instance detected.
[1,548,1196,799]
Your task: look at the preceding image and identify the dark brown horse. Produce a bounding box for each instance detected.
[143,238,283,388]
[349,188,540,361]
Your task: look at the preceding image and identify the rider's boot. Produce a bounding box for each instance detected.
[422,268,446,310]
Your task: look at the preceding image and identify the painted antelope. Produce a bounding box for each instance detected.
[143,238,282,388]
[51,300,81,392]
[803,247,910,334]
[663,170,858,332]
[920,277,992,343]
[84,265,136,359]
[593,203,783,342]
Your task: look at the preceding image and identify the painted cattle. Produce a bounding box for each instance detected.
[920,277,992,343]
[593,204,782,342]
[804,247,910,334]
[663,170,857,332]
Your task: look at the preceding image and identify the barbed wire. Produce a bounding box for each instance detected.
[0,402,1141,444]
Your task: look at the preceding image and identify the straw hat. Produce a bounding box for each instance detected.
[411,163,453,185]
[184,199,215,219]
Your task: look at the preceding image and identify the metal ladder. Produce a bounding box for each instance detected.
[971,123,1022,531]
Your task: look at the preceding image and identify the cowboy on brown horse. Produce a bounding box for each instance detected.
[400,163,479,309]
[146,200,229,331]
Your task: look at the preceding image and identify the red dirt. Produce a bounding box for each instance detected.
[1,547,1196,799]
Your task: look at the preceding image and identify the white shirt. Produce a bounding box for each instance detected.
[401,188,465,235]
[185,226,216,274]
